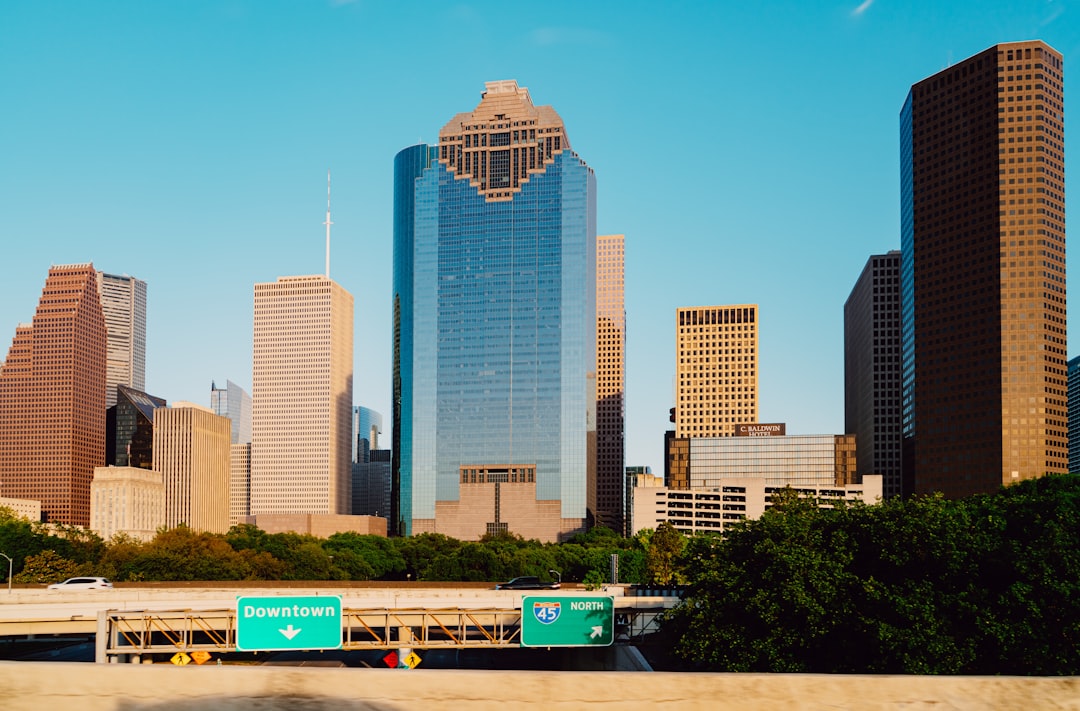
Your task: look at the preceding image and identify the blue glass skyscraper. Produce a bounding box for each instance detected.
[1069,356,1080,474]
[393,81,596,540]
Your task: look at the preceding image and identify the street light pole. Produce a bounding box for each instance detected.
[0,553,12,594]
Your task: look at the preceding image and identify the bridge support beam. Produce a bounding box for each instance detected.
[397,625,413,668]
[95,610,108,664]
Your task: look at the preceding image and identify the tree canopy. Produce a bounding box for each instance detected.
[660,475,1080,675]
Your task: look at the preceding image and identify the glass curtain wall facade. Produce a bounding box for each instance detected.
[899,93,916,497]
[393,81,596,539]
[1069,355,1080,473]
[107,384,165,469]
[210,380,252,444]
[685,434,857,489]
[353,406,382,464]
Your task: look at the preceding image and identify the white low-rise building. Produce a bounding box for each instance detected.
[632,474,883,536]
[0,496,41,522]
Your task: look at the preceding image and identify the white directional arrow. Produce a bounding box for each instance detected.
[590,625,604,639]
[278,625,302,640]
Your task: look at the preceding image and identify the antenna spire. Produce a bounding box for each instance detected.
[324,169,333,277]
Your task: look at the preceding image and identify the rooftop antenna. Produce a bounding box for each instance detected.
[324,169,332,278]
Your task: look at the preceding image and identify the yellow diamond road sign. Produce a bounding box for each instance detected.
[403,652,422,669]
[170,652,191,666]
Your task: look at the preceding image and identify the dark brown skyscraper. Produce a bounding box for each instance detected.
[844,252,902,499]
[901,41,1066,497]
[0,264,107,524]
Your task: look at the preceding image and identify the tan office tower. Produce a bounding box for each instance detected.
[901,41,1067,497]
[0,264,106,525]
[96,272,147,407]
[230,442,251,526]
[675,305,759,439]
[153,403,231,533]
[251,275,354,515]
[595,234,625,533]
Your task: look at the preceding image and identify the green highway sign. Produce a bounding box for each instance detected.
[520,596,614,648]
[236,595,343,651]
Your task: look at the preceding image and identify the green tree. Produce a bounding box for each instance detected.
[392,533,462,581]
[0,515,40,578]
[424,541,502,581]
[255,532,328,580]
[615,548,646,584]
[97,533,146,581]
[225,523,268,552]
[661,476,1080,675]
[645,521,686,585]
[37,523,105,565]
[566,526,622,546]
[325,532,405,580]
[291,541,332,580]
[236,548,288,580]
[551,543,588,582]
[127,526,253,581]
[14,550,81,584]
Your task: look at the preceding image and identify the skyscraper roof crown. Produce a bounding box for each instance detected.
[437,80,571,202]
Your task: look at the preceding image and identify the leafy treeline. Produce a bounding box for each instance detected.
[660,474,1080,675]
[7,475,1078,674]
[0,513,654,585]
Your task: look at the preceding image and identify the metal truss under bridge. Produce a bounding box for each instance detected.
[95,605,665,663]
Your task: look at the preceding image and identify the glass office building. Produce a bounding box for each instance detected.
[107,384,166,469]
[684,434,858,490]
[352,405,382,464]
[1069,356,1080,474]
[210,379,251,445]
[393,81,596,539]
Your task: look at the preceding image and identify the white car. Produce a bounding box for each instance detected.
[47,577,113,591]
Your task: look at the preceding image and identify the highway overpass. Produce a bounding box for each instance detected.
[0,584,673,664]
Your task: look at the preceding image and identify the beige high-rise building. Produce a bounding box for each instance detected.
[251,275,354,516]
[675,305,759,439]
[90,466,165,541]
[595,234,625,533]
[153,403,231,533]
[96,272,147,408]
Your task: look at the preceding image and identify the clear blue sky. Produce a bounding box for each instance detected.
[0,1,1076,475]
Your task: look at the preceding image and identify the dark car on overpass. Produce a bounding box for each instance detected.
[495,575,560,590]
